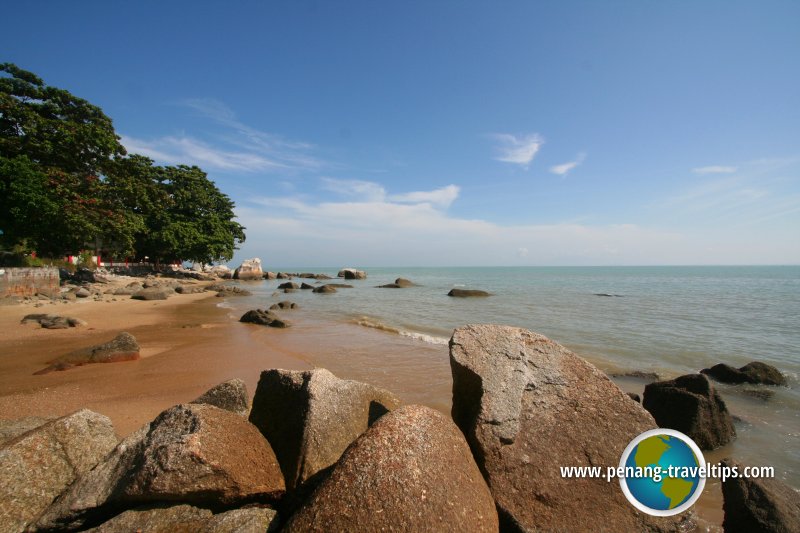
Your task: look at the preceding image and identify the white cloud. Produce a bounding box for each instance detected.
[550,153,587,176]
[390,184,460,208]
[120,135,285,172]
[491,133,544,168]
[321,178,387,202]
[692,165,737,175]
[120,98,321,172]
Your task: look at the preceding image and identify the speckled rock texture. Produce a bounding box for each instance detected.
[249,368,400,491]
[0,409,118,533]
[35,332,140,374]
[701,361,786,386]
[85,504,212,533]
[36,404,283,530]
[191,378,250,416]
[200,507,279,533]
[284,405,498,532]
[0,416,54,447]
[643,373,736,450]
[449,324,690,533]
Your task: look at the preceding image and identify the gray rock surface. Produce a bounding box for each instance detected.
[37,404,284,530]
[701,361,786,386]
[449,324,688,532]
[35,332,140,374]
[131,287,173,300]
[721,459,800,533]
[0,410,118,533]
[249,368,400,491]
[233,258,263,280]
[284,405,498,533]
[447,288,490,297]
[191,378,250,416]
[643,373,736,450]
[0,416,55,447]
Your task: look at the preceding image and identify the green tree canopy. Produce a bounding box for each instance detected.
[0,63,245,263]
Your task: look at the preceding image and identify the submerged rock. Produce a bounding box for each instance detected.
[278,281,299,290]
[0,410,118,533]
[191,378,250,416]
[249,368,400,491]
[284,405,498,533]
[643,374,736,450]
[240,309,289,328]
[312,284,337,294]
[377,277,416,288]
[35,332,140,374]
[449,324,687,532]
[721,459,800,533]
[447,288,490,297]
[701,361,786,386]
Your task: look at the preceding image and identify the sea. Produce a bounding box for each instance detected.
[218,266,800,498]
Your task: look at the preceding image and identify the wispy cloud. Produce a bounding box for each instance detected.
[692,165,737,175]
[550,153,587,176]
[320,178,460,208]
[120,98,321,173]
[491,133,544,168]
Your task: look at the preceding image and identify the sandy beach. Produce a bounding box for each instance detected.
[0,288,310,437]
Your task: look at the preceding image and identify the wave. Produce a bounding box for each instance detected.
[353,316,449,346]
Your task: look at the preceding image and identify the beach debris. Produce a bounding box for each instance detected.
[21,313,86,329]
[249,368,400,491]
[449,324,684,532]
[0,410,117,533]
[35,332,140,375]
[233,257,263,280]
[269,301,298,310]
[377,277,416,288]
[131,287,173,300]
[701,361,786,386]
[240,309,289,328]
[312,284,337,294]
[337,268,367,280]
[643,373,736,450]
[447,288,490,297]
[191,378,250,417]
[721,459,800,533]
[284,405,498,533]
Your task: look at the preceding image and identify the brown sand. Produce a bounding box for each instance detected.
[0,292,308,437]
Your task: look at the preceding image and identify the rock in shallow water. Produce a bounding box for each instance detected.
[447,288,490,297]
[721,459,800,533]
[643,373,736,450]
[283,405,498,533]
[701,361,786,386]
[449,324,688,532]
[240,309,289,328]
[248,368,400,491]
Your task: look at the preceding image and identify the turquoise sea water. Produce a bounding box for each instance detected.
[225,265,800,487]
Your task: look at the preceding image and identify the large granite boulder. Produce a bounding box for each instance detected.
[701,361,786,386]
[643,373,736,450]
[447,288,490,297]
[191,378,250,416]
[131,287,173,300]
[0,410,118,533]
[249,368,400,491]
[240,309,289,328]
[721,459,800,533]
[338,268,367,279]
[234,258,263,281]
[35,332,140,375]
[449,324,688,532]
[37,404,284,530]
[284,405,498,533]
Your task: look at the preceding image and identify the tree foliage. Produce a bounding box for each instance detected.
[0,64,245,263]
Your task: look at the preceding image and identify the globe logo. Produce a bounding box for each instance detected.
[618,429,706,516]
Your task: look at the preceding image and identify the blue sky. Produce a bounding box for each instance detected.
[4,1,799,266]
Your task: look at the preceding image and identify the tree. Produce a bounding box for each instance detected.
[134,165,246,265]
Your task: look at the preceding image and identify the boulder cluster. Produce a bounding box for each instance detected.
[1,326,795,532]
